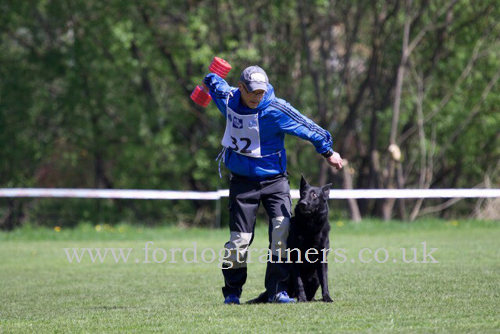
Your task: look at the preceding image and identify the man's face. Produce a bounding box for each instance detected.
[238,82,265,109]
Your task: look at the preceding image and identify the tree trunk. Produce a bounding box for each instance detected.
[342,160,362,222]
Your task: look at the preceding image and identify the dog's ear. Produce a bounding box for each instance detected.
[322,184,332,198]
[300,175,309,191]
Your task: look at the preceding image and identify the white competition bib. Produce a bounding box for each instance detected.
[221,107,262,157]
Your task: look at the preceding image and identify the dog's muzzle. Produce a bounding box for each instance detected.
[297,201,313,215]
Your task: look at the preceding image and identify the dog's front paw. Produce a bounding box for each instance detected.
[297,294,308,302]
[322,295,333,303]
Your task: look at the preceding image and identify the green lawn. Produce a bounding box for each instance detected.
[0,220,498,333]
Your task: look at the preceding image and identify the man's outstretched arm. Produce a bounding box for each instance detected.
[322,150,343,170]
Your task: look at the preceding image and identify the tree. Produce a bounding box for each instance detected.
[1,0,498,228]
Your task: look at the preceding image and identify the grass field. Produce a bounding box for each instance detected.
[0,219,498,333]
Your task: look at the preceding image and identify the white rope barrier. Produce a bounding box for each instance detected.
[0,188,499,200]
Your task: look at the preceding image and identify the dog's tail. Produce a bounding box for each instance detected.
[246,291,269,304]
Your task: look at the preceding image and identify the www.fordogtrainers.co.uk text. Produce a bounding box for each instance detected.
[63,241,438,267]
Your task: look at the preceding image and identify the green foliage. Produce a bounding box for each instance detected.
[1,0,498,228]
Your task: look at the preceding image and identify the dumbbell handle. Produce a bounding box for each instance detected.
[191,57,232,107]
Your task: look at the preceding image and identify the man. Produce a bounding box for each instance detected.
[203,65,343,304]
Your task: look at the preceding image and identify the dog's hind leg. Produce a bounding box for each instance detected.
[246,291,269,304]
[305,276,319,301]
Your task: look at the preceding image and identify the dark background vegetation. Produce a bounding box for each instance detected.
[1,0,498,229]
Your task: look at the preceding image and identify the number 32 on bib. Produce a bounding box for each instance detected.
[221,107,262,158]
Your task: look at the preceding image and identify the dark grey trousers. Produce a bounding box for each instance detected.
[222,173,292,298]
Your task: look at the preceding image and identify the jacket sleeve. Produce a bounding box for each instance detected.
[272,99,333,154]
[203,73,234,117]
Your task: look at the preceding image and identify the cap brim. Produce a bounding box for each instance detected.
[246,82,268,92]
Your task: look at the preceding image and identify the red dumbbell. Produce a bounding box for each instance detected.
[190,57,232,107]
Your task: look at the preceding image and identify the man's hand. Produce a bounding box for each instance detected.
[325,151,343,170]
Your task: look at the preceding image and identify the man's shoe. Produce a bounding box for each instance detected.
[269,291,296,303]
[224,294,240,305]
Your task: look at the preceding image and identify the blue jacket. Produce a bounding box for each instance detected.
[204,73,333,180]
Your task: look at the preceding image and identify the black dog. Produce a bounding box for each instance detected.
[248,176,333,303]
